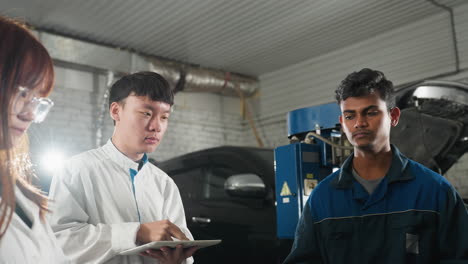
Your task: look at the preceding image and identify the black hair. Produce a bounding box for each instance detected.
[335,68,395,109]
[109,71,174,107]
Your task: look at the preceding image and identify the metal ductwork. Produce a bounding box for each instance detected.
[35,30,261,147]
[36,30,259,97]
[149,57,259,97]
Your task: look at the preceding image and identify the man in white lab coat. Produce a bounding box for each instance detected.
[49,71,196,264]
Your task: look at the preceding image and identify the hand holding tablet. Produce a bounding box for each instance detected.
[119,239,222,255]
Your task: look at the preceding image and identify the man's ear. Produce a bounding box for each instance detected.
[339,114,343,125]
[390,107,401,127]
[109,102,121,122]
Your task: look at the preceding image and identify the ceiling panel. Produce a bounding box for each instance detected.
[0,0,466,76]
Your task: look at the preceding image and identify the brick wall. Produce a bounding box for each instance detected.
[28,66,251,179]
[28,67,106,158]
[151,92,248,161]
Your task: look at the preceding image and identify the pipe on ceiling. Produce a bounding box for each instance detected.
[37,30,260,97]
[148,57,259,97]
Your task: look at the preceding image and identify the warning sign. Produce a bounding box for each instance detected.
[280,181,292,196]
[304,179,318,196]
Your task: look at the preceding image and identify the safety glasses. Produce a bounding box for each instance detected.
[13,86,54,123]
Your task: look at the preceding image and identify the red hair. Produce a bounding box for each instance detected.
[0,16,54,239]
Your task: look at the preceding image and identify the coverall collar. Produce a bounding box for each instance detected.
[331,144,412,189]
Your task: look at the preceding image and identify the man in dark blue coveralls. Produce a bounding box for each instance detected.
[284,68,468,264]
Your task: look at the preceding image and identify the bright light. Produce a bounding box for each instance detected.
[41,149,65,173]
[332,167,339,173]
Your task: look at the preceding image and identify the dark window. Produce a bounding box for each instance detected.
[202,166,239,200]
[171,167,204,200]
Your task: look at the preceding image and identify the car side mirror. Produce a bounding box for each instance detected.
[224,173,267,198]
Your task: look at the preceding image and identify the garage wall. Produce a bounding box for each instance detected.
[443,74,468,198]
[259,3,468,120]
[257,3,468,197]
[28,67,107,161]
[27,3,468,196]
[28,65,248,181]
[446,154,468,199]
[154,92,246,161]
[258,3,468,132]
[456,3,468,70]
[257,4,468,147]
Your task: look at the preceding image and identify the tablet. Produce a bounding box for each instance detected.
[119,240,222,255]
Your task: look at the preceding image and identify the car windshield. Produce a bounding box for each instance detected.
[252,149,274,166]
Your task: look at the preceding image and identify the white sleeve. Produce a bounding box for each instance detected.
[163,178,194,264]
[48,165,140,263]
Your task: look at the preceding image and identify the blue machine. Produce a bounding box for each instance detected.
[275,103,346,239]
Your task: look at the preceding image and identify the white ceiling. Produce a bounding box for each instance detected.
[0,0,466,77]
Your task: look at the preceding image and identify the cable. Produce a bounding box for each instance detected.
[427,0,460,72]
[240,90,264,148]
[305,131,354,151]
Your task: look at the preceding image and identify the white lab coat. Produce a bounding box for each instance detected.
[48,140,194,264]
[0,185,69,264]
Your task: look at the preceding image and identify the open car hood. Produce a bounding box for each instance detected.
[391,80,468,174]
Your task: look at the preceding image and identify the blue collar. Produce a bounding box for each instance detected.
[331,144,413,189]
[138,153,149,171]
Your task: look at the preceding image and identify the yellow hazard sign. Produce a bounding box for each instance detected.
[280,181,292,196]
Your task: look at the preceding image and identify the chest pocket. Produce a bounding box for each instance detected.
[318,219,355,263]
[389,212,438,264]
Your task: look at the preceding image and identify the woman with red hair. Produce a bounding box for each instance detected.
[0,16,68,263]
